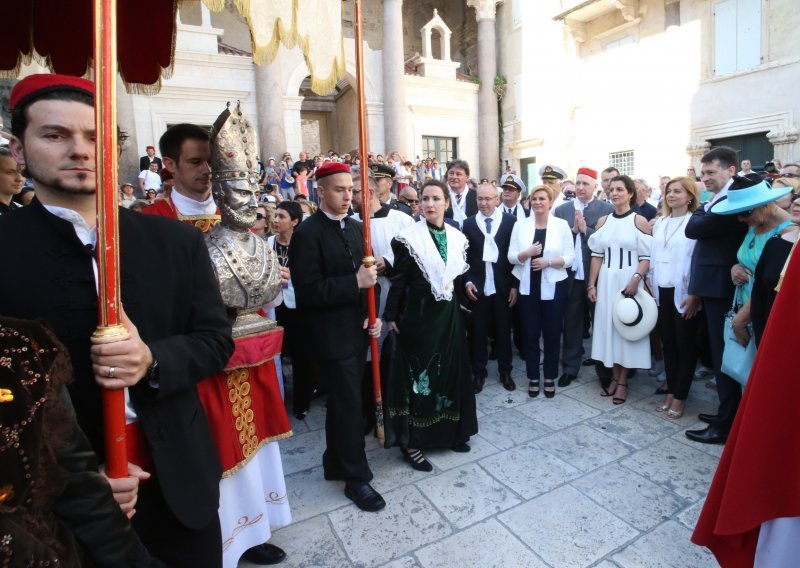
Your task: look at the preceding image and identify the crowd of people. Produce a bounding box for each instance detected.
[2,72,800,567]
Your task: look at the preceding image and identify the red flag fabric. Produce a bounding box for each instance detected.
[1,0,177,88]
[692,244,800,565]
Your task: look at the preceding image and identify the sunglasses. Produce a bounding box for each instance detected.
[256,213,266,220]
[403,199,419,204]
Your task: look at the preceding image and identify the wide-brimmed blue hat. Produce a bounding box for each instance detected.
[709,177,792,215]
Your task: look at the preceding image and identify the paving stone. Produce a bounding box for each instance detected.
[499,485,639,568]
[593,562,622,568]
[475,383,532,413]
[561,381,619,410]
[480,440,581,499]
[612,520,717,567]
[282,466,351,523]
[514,394,602,430]
[417,463,521,529]
[670,422,726,458]
[415,518,549,568]
[533,424,633,473]
[571,463,689,531]
[424,434,499,471]
[267,515,350,568]
[620,438,719,501]
[364,444,439,494]
[329,484,450,566]
[472,407,552,450]
[279,428,326,475]
[677,498,706,531]
[585,406,684,449]
[379,557,421,568]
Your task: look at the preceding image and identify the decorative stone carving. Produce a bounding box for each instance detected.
[767,128,800,146]
[613,0,639,22]
[565,18,587,43]
[466,0,503,22]
[411,9,461,79]
[686,141,711,158]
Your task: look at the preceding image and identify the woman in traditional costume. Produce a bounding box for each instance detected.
[383,179,478,471]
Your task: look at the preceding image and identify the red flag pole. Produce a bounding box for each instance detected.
[91,0,129,478]
[353,0,385,444]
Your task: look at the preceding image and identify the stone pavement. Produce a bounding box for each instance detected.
[245,350,723,568]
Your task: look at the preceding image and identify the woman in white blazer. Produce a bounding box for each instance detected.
[508,185,574,397]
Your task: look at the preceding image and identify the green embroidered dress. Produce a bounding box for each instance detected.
[382,221,478,449]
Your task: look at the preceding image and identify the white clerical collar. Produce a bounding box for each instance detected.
[44,204,96,248]
[170,188,216,215]
[321,209,349,226]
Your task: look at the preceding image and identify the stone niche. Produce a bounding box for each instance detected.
[410,9,461,79]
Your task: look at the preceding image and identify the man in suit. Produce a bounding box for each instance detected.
[684,146,748,444]
[554,167,612,387]
[371,162,412,216]
[139,144,162,173]
[463,183,518,392]
[289,161,385,511]
[499,173,528,221]
[444,159,478,228]
[0,74,234,567]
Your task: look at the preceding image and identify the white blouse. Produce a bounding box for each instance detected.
[508,214,574,299]
[649,213,697,314]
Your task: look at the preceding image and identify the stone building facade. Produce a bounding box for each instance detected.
[500,0,800,188]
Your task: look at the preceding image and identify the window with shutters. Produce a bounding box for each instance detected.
[713,0,761,76]
[609,151,635,177]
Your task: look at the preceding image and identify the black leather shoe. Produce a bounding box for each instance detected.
[241,543,287,565]
[685,426,727,445]
[557,373,576,387]
[473,373,486,394]
[582,358,597,366]
[500,374,516,391]
[344,482,386,512]
[698,413,717,425]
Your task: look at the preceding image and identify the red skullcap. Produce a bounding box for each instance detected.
[10,74,95,111]
[146,145,155,150]
[315,161,351,181]
[577,167,598,180]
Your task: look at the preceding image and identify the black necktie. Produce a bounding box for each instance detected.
[456,193,462,206]
[485,217,492,233]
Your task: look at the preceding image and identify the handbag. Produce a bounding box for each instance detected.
[721,285,756,386]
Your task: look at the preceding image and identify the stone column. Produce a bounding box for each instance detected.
[282,96,304,158]
[382,0,407,155]
[116,76,141,189]
[686,141,711,171]
[254,63,287,161]
[467,0,502,181]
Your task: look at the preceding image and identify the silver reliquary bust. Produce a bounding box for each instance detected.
[206,102,281,337]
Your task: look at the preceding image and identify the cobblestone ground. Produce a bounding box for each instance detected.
[244,345,721,568]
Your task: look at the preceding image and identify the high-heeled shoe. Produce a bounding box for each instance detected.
[401,447,433,472]
[528,379,540,398]
[543,379,556,399]
[612,383,628,405]
[600,379,618,397]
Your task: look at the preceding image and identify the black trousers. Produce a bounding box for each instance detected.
[132,477,222,568]
[320,354,373,482]
[562,273,590,375]
[277,304,315,414]
[469,291,513,377]
[657,287,699,400]
[702,296,742,432]
[518,280,568,380]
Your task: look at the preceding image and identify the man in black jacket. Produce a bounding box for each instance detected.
[684,146,748,444]
[289,161,384,511]
[463,182,518,392]
[0,74,233,567]
[444,159,478,228]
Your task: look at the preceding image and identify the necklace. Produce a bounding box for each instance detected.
[273,238,290,267]
[663,214,688,247]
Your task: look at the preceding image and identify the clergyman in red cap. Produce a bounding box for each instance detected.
[0,73,234,567]
[288,161,386,512]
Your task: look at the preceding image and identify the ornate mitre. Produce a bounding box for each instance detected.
[210,101,260,187]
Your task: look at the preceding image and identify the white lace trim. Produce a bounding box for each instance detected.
[396,220,468,301]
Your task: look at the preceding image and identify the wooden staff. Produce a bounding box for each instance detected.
[353,0,385,444]
[91,0,129,478]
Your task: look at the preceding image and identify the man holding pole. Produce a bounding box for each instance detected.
[0,74,234,567]
[289,161,385,512]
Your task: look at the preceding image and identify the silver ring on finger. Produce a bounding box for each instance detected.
[108,366,116,378]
